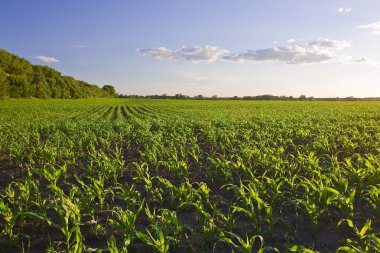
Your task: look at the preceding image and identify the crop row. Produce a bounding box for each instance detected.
[0,99,379,252]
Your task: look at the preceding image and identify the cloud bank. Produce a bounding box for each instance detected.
[137,39,352,65]
[35,55,60,63]
[357,21,380,35]
[224,39,350,64]
[136,45,228,63]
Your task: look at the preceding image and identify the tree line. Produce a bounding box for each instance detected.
[0,49,115,99]
[119,94,379,101]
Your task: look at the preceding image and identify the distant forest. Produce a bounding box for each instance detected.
[0,49,115,98]
[121,94,380,101]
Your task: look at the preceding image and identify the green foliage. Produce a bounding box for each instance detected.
[0,99,379,252]
[102,85,116,97]
[221,233,276,253]
[337,219,380,252]
[0,48,115,98]
[0,67,9,98]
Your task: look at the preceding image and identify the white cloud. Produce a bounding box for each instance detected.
[136,45,228,63]
[355,57,367,63]
[223,39,350,64]
[178,46,229,63]
[338,56,380,67]
[35,55,60,63]
[338,7,352,13]
[136,47,177,60]
[354,57,380,67]
[73,45,88,48]
[357,21,380,35]
[307,38,350,50]
[137,39,351,65]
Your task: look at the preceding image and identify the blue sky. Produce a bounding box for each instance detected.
[1,0,380,97]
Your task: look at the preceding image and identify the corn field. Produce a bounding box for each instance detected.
[0,99,379,252]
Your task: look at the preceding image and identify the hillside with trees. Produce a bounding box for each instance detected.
[0,49,115,98]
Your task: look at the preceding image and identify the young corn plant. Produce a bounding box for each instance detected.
[47,184,84,253]
[87,148,121,185]
[287,245,320,253]
[4,176,40,213]
[264,177,285,207]
[144,206,183,243]
[41,164,67,186]
[226,181,274,235]
[363,184,380,217]
[206,157,233,181]
[337,189,356,219]
[214,206,236,232]
[189,203,223,245]
[295,179,343,236]
[221,233,276,253]
[0,198,19,245]
[76,175,110,211]
[133,162,164,205]
[136,227,170,253]
[113,183,142,210]
[108,202,144,249]
[1,171,50,247]
[107,235,128,253]
[160,179,204,211]
[338,219,380,252]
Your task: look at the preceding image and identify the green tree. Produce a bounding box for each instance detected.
[299,95,306,100]
[8,74,29,98]
[0,67,9,98]
[0,48,117,99]
[102,85,116,97]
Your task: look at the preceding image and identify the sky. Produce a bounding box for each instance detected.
[1,0,380,97]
